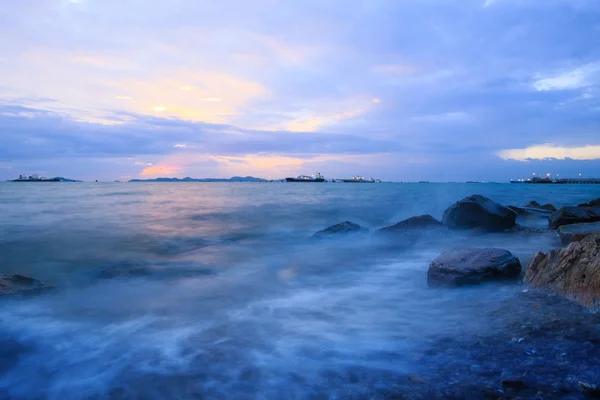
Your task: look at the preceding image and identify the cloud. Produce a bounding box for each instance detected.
[140,164,181,176]
[174,144,187,148]
[2,0,600,181]
[533,62,600,91]
[498,144,600,161]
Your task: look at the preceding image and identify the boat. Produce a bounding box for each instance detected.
[285,173,325,182]
[342,176,377,183]
[12,175,60,182]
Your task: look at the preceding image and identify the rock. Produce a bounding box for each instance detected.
[524,232,600,307]
[507,206,552,218]
[525,200,556,212]
[540,204,557,212]
[548,206,600,229]
[0,275,53,297]
[427,248,522,287]
[312,221,365,238]
[442,195,516,232]
[376,214,443,235]
[558,222,600,245]
[580,198,600,208]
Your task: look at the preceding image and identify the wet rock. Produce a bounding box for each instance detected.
[558,221,600,245]
[540,204,556,212]
[442,195,516,232]
[376,215,443,235]
[548,206,600,229]
[0,274,53,297]
[312,221,365,239]
[525,201,556,212]
[427,248,522,287]
[580,198,600,208]
[524,232,600,307]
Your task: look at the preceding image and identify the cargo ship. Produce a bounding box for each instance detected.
[342,176,380,183]
[285,173,325,182]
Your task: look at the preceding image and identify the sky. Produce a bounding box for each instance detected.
[1,0,600,181]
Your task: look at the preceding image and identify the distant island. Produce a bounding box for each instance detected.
[129,176,267,183]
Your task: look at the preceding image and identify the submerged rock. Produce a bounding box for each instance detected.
[524,232,600,307]
[312,221,365,238]
[0,275,52,297]
[442,195,517,232]
[558,221,600,245]
[376,214,443,235]
[427,248,522,287]
[548,206,600,229]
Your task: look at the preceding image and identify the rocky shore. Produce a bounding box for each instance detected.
[3,193,600,399]
[310,194,600,399]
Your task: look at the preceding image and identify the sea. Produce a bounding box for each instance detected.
[1,182,599,399]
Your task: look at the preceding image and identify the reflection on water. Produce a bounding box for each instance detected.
[0,182,599,399]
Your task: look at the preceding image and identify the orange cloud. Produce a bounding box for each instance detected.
[141,164,181,176]
[284,108,366,132]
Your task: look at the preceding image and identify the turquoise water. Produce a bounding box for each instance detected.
[1,182,599,399]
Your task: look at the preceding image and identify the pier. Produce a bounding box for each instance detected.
[511,177,600,184]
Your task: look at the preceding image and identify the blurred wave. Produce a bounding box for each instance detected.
[0,182,599,399]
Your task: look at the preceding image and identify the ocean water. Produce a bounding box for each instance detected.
[1,182,599,399]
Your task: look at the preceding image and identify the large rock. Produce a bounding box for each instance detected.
[376,214,443,235]
[558,222,600,245]
[0,275,53,297]
[312,221,365,238]
[427,248,522,287]
[524,232,600,307]
[442,195,517,232]
[548,206,600,229]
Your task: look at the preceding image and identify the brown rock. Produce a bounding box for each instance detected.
[524,232,600,307]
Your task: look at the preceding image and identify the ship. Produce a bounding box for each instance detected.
[285,173,325,182]
[12,174,60,182]
[342,176,379,183]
